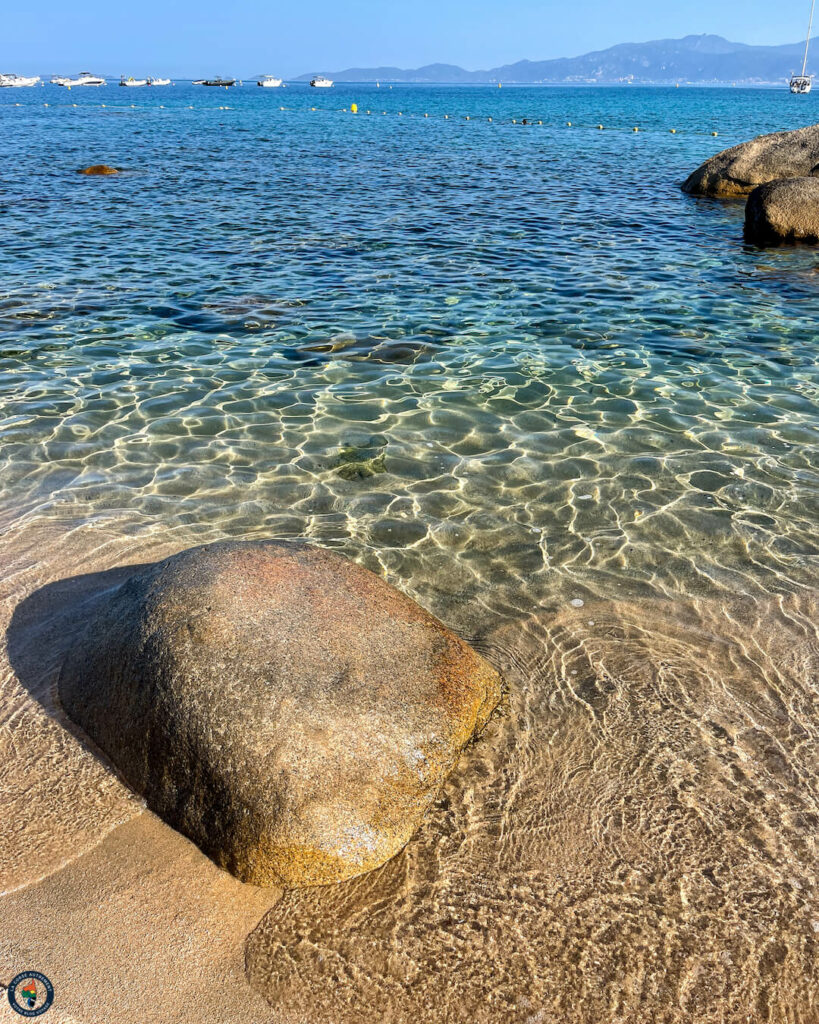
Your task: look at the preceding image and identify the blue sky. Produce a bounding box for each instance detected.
[3,0,815,78]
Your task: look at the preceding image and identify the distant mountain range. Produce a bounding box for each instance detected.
[295,34,817,84]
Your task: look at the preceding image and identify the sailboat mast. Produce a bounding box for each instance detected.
[802,0,817,76]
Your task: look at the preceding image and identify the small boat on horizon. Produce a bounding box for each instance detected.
[790,0,816,92]
[56,72,106,87]
[194,77,236,87]
[310,76,333,88]
[0,73,41,87]
[120,76,149,87]
[258,75,283,87]
[149,77,172,86]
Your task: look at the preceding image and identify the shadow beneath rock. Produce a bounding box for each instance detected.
[6,560,150,750]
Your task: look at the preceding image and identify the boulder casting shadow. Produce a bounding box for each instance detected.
[8,541,502,890]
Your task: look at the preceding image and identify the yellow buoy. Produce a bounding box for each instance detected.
[488,116,492,122]
[465,115,470,120]
[633,126,639,132]
[444,114,449,119]
[598,124,604,130]
[712,131,718,136]
[351,103,358,113]
[567,121,572,126]
[538,120,542,125]
[670,128,676,134]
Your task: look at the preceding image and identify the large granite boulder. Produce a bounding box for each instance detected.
[58,541,502,888]
[744,176,819,245]
[682,123,819,198]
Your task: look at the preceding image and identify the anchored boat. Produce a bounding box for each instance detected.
[310,76,333,88]
[0,74,41,87]
[258,75,283,87]
[149,78,172,86]
[791,0,816,92]
[120,76,148,87]
[194,78,236,87]
[57,72,106,87]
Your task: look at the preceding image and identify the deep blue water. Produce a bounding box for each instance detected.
[1,84,818,623]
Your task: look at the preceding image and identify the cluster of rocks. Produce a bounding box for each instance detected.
[682,122,819,245]
[58,541,502,889]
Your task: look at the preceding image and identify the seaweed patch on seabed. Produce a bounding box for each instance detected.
[333,435,389,479]
[245,591,819,1024]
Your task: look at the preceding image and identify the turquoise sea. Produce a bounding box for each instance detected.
[2,84,819,1023]
[1,85,818,618]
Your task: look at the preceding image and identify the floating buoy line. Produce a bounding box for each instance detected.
[18,102,721,136]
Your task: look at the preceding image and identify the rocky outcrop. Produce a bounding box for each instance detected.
[744,176,819,245]
[58,541,502,888]
[682,123,819,198]
[77,165,119,175]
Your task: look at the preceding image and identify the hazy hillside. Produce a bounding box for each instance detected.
[296,34,816,84]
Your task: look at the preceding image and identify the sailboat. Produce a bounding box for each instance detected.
[790,0,816,92]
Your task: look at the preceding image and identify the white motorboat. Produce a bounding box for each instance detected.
[258,75,283,87]
[149,78,172,86]
[310,76,333,88]
[791,0,816,92]
[194,77,236,87]
[0,74,41,87]
[58,72,106,87]
[120,76,149,87]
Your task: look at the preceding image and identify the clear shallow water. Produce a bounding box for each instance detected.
[2,85,819,1022]
[1,85,819,622]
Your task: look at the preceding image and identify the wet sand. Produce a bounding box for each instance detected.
[246,596,819,1023]
[0,814,277,1024]
[1,520,818,1022]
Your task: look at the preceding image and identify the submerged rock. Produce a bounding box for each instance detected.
[682,123,819,198]
[744,176,819,245]
[77,165,119,175]
[58,541,502,888]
